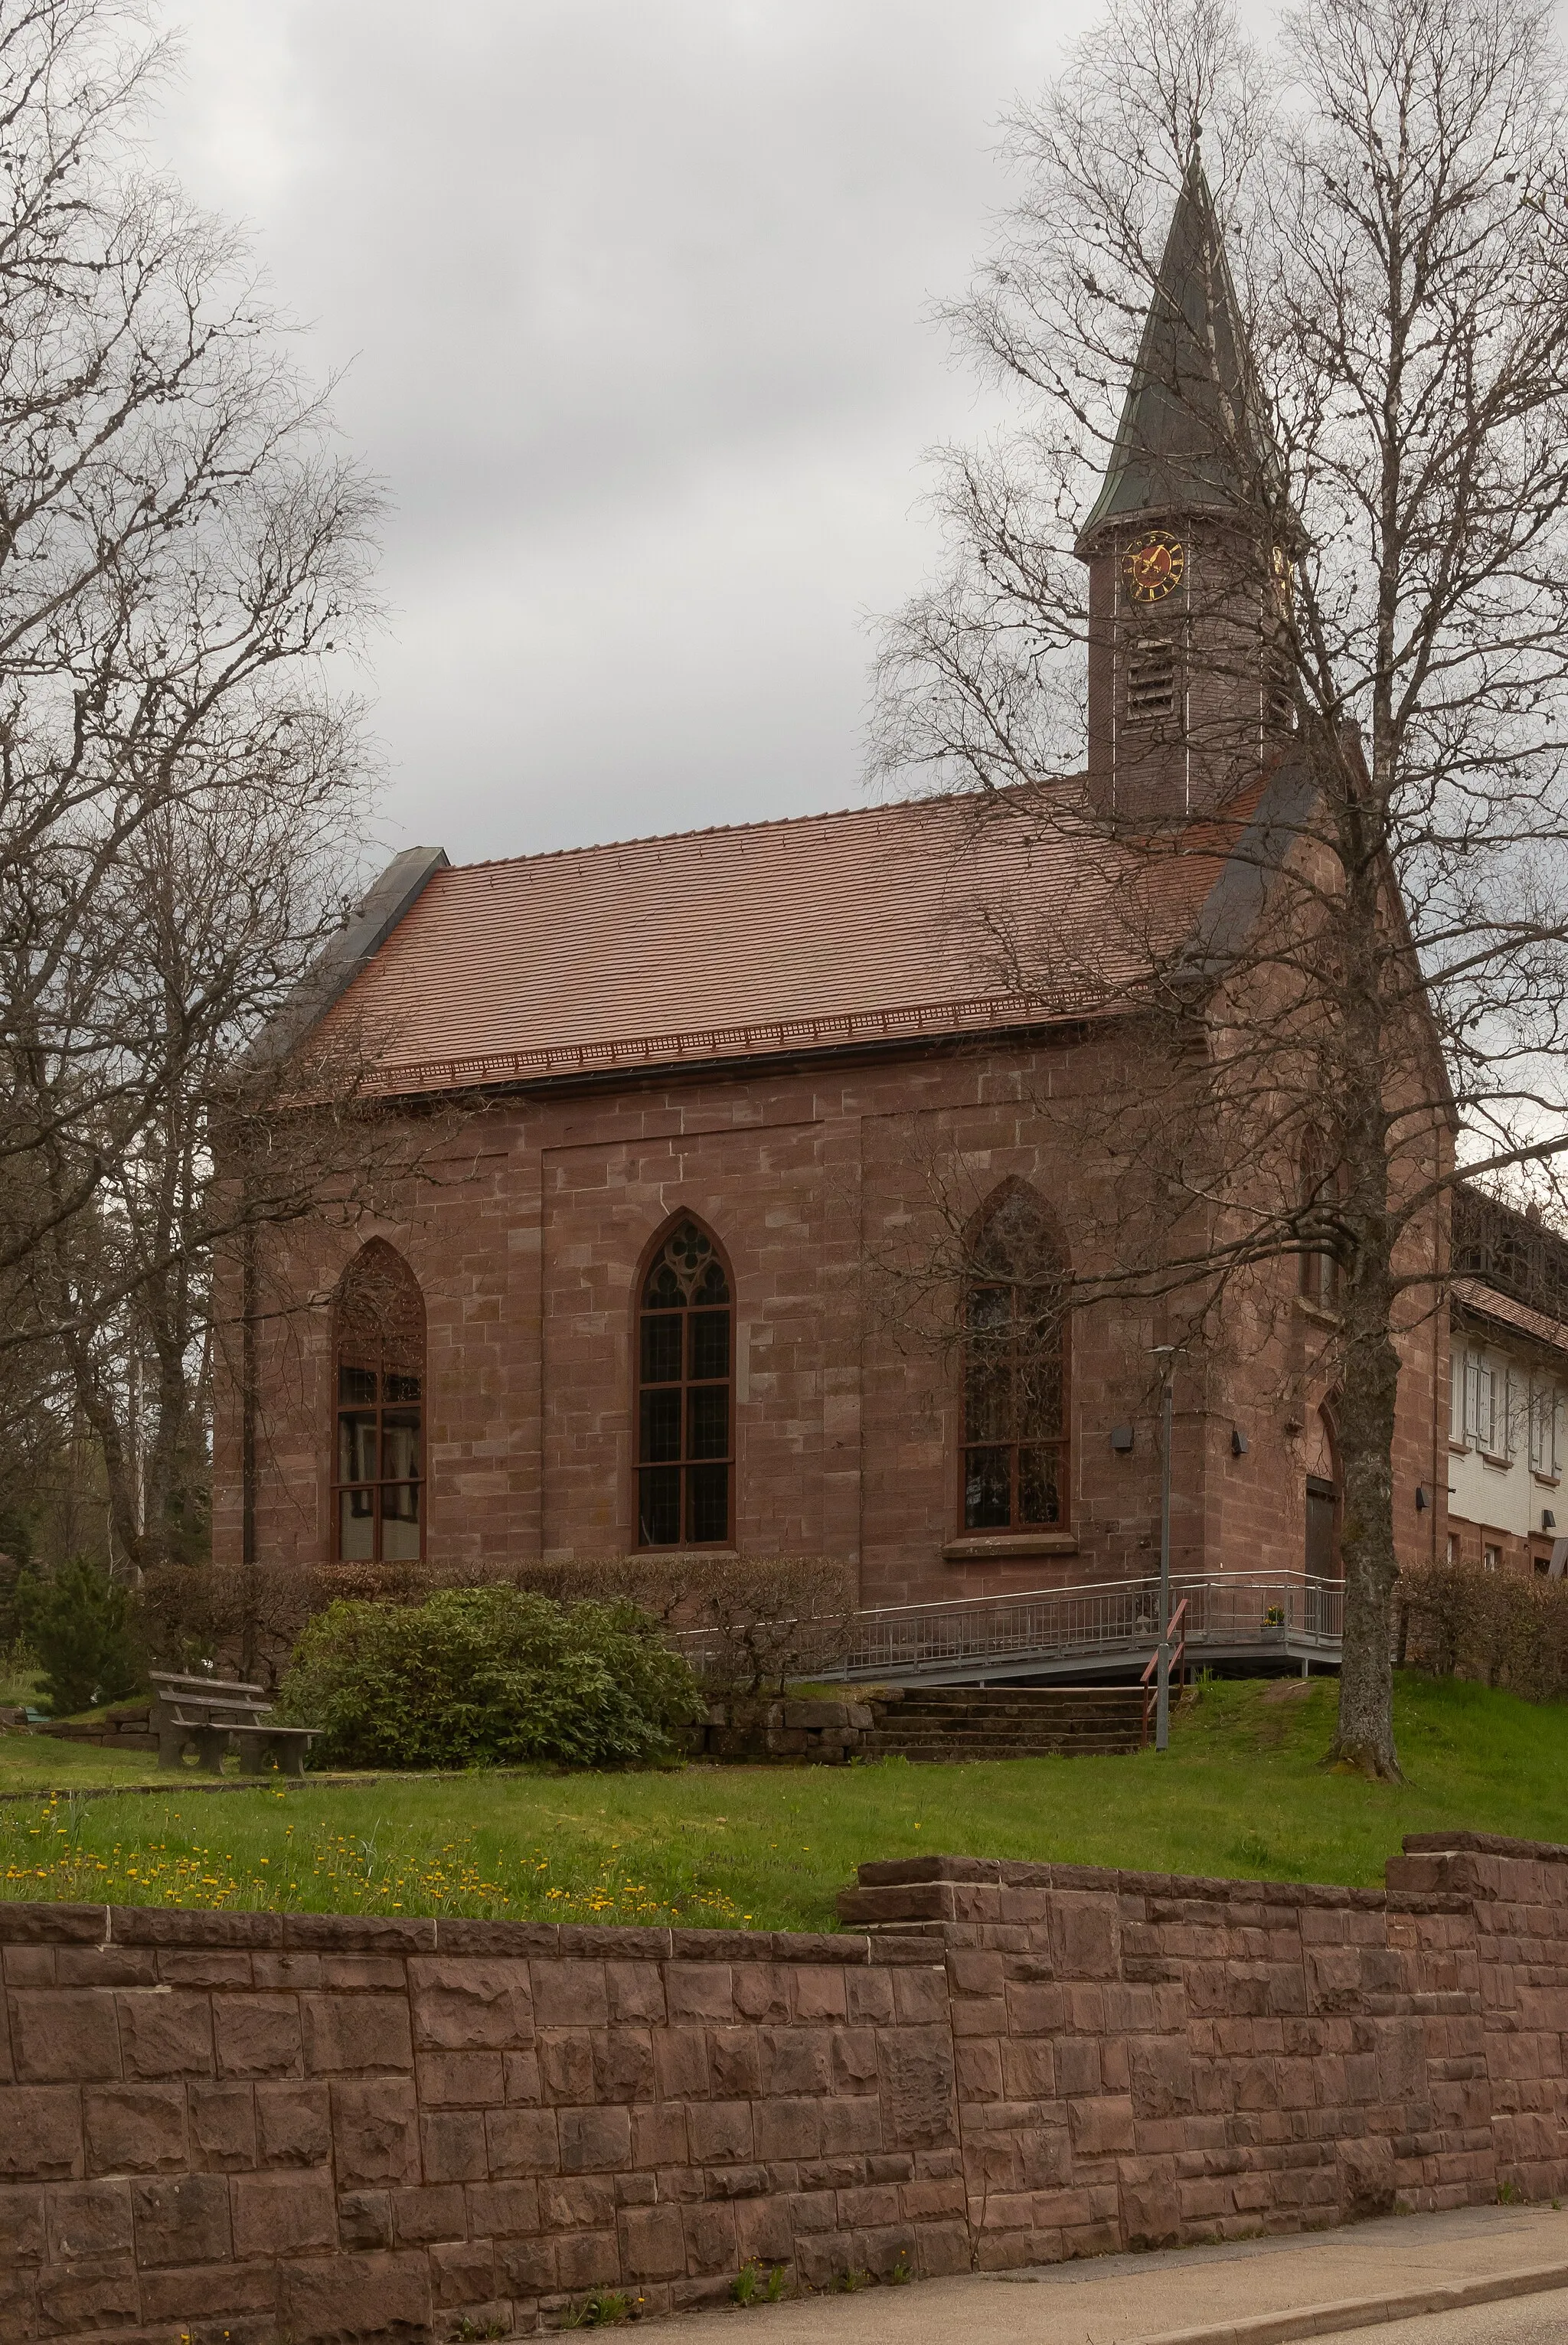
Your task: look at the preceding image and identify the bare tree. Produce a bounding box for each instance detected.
[0,0,394,1559]
[874,0,1568,1776]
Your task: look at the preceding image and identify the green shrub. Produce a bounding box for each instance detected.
[275,1586,705,1771]
[13,1556,146,1716]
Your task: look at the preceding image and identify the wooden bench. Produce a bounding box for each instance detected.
[150,1671,319,1778]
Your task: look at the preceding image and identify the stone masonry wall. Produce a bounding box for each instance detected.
[5,1832,1566,2345]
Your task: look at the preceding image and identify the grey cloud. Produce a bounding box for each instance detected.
[159,0,1088,860]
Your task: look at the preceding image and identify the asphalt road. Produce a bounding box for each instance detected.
[1311,2291,1568,2345]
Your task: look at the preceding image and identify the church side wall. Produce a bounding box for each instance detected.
[213,1034,1442,1609]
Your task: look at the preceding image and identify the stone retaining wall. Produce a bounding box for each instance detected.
[3,1831,1566,2344]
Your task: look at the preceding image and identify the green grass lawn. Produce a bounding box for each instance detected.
[2,1674,1565,1930]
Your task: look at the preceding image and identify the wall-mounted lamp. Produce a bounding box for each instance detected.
[1230,1429,1248,1458]
[1415,1485,1429,1511]
[1110,1425,1135,1454]
[1544,1509,1557,1531]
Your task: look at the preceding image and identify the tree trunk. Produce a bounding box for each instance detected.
[1328,1310,1403,1778]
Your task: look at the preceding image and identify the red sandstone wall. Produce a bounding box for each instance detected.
[213,1034,1444,1609]
[5,1832,1566,2344]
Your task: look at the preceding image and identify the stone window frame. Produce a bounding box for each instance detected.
[331,1239,426,1564]
[957,1178,1072,1539]
[632,1212,736,1552]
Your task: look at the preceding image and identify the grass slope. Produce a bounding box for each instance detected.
[3,1674,1566,1929]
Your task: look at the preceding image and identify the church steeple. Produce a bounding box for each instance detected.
[1079,146,1289,822]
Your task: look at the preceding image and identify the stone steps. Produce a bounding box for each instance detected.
[864,1684,1146,1761]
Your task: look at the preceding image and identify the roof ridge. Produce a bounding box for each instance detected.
[439,776,1084,878]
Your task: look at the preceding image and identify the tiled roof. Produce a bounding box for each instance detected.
[1452,1276,1568,1362]
[314,785,1243,1096]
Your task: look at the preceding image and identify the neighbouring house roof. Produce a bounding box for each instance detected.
[1451,1277,1568,1364]
[301,783,1264,1098]
[1452,1183,1568,1346]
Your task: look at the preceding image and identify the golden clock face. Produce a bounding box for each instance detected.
[1122,528,1185,606]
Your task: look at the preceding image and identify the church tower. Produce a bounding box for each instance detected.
[1077,150,1290,825]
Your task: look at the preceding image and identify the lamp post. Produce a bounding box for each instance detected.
[1152,1346,1177,1752]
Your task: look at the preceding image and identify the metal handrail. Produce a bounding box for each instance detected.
[1141,1596,1189,1746]
[675,1570,1344,1685]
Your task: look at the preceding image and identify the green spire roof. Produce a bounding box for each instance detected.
[1078,149,1270,547]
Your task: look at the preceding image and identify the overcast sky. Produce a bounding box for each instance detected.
[152,2,1102,866]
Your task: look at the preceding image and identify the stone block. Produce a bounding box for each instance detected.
[431,2236,498,2307]
[256,2080,332,2167]
[330,2079,422,2189]
[877,2027,959,2150]
[232,2167,338,2258]
[557,2226,620,2288]
[0,2085,83,2180]
[423,2108,488,2184]
[530,1960,609,2029]
[466,2176,539,2236]
[667,1964,735,2021]
[132,2172,233,2266]
[653,2024,710,2101]
[621,2200,688,2279]
[1068,2095,1137,2157]
[559,2105,632,2174]
[45,2179,132,2260]
[8,1989,120,2082]
[216,1994,303,2079]
[594,2025,656,2104]
[409,1957,533,2049]
[690,2098,754,2165]
[116,1989,214,2079]
[416,2047,505,2106]
[390,2181,467,2244]
[540,2029,596,2103]
[338,2190,394,2250]
[84,2084,185,2175]
[760,2026,832,2096]
[189,2082,257,2169]
[35,2260,140,2335]
[485,2105,560,2177]
[707,2026,761,2099]
[279,2249,433,2343]
[632,2101,688,2167]
[683,2198,739,2274]
[303,1994,414,2075]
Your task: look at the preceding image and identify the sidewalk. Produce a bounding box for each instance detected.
[639,2205,1568,2345]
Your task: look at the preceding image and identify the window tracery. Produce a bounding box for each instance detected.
[635,1217,733,1547]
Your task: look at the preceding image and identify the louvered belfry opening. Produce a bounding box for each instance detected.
[961,1184,1070,1534]
[636,1217,734,1547]
[332,1240,426,1563]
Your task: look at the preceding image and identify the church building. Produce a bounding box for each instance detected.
[217,162,1468,1644]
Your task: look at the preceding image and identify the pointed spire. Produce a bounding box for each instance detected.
[1077,147,1270,548]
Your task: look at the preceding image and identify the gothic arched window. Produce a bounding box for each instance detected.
[332,1240,425,1563]
[1298,1129,1343,1310]
[636,1217,733,1548]
[962,1184,1069,1533]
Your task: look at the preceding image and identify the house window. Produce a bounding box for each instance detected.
[1530,1380,1560,1478]
[1484,1542,1502,1574]
[1446,1533,1460,1564]
[1464,1349,1497,1453]
[636,1217,733,1548]
[962,1184,1068,1533]
[332,1240,425,1563]
[1125,635,1178,724]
